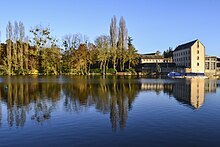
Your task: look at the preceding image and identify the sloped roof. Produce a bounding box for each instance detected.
[140,54,163,59]
[142,53,157,56]
[174,39,198,51]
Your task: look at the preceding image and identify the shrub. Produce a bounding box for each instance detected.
[106,68,117,74]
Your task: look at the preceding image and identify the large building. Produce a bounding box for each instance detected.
[173,39,205,74]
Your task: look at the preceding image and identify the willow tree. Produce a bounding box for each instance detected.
[110,16,118,71]
[118,17,128,71]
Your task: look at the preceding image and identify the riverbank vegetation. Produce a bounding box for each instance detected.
[0,16,139,75]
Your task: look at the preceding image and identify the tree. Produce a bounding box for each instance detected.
[6,21,13,75]
[19,21,25,42]
[118,17,128,71]
[0,31,1,65]
[163,47,173,58]
[127,36,139,69]
[30,25,57,74]
[75,43,89,75]
[95,35,110,74]
[110,16,118,71]
[12,21,19,72]
[17,22,25,74]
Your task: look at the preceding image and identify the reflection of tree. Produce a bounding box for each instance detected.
[0,78,61,127]
[62,77,140,131]
[1,76,217,129]
[0,86,2,127]
[31,100,54,123]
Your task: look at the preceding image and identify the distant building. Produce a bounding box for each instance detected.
[140,52,164,64]
[137,51,175,73]
[140,52,172,64]
[205,56,217,75]
[173,39,205,74]
[204,56,220,75]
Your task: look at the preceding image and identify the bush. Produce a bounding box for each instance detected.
[90,68,102,73]
[125,68,136,74]
[106,68,117,74]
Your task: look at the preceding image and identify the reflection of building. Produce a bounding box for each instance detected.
[141,79,218,109]
[205,79,217,93]
[173,39,205,74]
[173,79,205,109]
[141,83,165,91]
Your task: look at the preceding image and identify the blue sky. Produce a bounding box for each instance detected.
[0,0,220,56]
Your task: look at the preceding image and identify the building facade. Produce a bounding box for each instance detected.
[204,56,220,75]
[173,39,205,73]
[140,52,173,64]
[138,52,174,73]
[205,56,217,75]
[140,52,163,64]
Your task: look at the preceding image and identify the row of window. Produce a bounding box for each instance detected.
[176,63,190,67]
[173,50,190,57]
[176,62,200,67]
[173,50,200,57]
[206,58,216,61]
[141,59,163,62]
[205,62,216,70]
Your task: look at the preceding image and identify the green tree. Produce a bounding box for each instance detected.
[95,35,110,74]
[163,47,173,58]
[30,25,57,74]
[127,36,139,69]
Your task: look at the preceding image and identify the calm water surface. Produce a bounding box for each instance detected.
[0,76,220,147]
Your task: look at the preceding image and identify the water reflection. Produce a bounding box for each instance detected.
[0,76,218,129]
[173,79,205,109]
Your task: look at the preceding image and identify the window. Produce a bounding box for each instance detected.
[197,56,199,60]
[197,50,199,54]
[197,63,199,66]
[197,41,199,48]
[205,62,209,70]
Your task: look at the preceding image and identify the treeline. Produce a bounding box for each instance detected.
[0,16,139,75]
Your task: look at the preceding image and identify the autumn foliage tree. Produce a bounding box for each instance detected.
[0,16,139,75]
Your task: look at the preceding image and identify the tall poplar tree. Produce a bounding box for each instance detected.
[110,16,118,71]
[6,21,13,75]
[118,17,128,71]
[12,21,19,72]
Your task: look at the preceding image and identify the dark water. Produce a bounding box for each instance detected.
[0,76,220,147]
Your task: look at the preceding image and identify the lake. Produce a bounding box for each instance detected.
[0,76,220,147]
